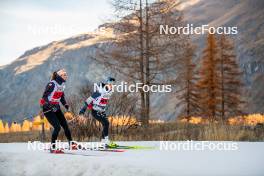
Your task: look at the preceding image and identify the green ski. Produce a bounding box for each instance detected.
[106,142,155,150]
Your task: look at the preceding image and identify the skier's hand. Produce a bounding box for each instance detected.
[79,103,87,115]
[79,108,85,115]
[42,102,50,109]
[50,105,58,112]
[64,104,69,111]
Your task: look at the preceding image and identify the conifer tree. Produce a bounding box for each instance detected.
[218,34,244,119]
[177,44,200,119]
[197,34,221,120]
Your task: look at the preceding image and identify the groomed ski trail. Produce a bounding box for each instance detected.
[0,141,263,176]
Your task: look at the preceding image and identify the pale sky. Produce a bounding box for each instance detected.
[0,0,114,66]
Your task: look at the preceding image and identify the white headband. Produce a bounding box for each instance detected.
[57,69,67,76]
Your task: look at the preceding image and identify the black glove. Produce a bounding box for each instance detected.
[50,105,58,112]
[79,102,88,115]
[79,108,86,115]
[43,102,50,109]
[64,104,69,111]
[43,103,57,112]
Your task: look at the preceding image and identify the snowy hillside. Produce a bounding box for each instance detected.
[0,141,263,176]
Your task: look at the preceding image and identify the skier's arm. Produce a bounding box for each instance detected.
[60,93,69,110]
[79,92,101,115]
[40,82,55,107]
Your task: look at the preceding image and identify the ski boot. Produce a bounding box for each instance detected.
[50,147,64,154]
[49,143,64,153]
[101,136,118,149]
[106,141,118,149]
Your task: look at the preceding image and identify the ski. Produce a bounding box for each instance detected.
[106,144,155,150]
[86,148,125,152]
[62,150,106,156]
[46,149,106,156]
[44,143,154,151]
[83,147,125,152]
[45,147,125,153]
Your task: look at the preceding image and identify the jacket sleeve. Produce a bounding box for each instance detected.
[85,92,101,105]
[79,91,101,115]
[42,82,55,104]
[60,93,67,106]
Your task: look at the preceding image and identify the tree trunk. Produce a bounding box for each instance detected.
[139,0,146,124]
[144,0,150,125]
[220,36,225,120]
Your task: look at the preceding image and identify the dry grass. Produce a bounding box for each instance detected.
[1,121,263,143]
[0,131,51,143]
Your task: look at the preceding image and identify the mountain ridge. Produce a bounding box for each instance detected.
[1,0,264,121]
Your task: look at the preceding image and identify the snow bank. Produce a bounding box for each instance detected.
[0,141,263,176]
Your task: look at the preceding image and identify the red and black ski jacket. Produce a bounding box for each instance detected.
[39,75,68,111]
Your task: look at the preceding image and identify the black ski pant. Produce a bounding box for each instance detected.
[91,110,109,138]
[44,108,72,146]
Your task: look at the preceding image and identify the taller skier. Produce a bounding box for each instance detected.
[40,69,77,153]
[79,77,115,146]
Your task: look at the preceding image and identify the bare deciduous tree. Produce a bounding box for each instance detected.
[96,0,190,125]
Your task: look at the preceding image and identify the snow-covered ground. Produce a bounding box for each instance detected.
[0,141,263,176]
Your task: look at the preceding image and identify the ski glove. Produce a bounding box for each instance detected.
[43,102,57,112]
[79,108,85,115]
[43,102,50,109]
[50,104,58,112]
[64,104,69,111]
[79,102,88,115]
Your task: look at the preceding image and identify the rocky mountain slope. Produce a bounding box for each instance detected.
[0,32,108,121]
[183,0,264,113]
[0,0,264,121]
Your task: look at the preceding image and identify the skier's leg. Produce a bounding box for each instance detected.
[92,110,109,138]
[101,113,109,138]
[44,111,61,148]
[56,109,73,142]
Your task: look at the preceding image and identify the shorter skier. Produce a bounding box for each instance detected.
[79,77,115,147]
